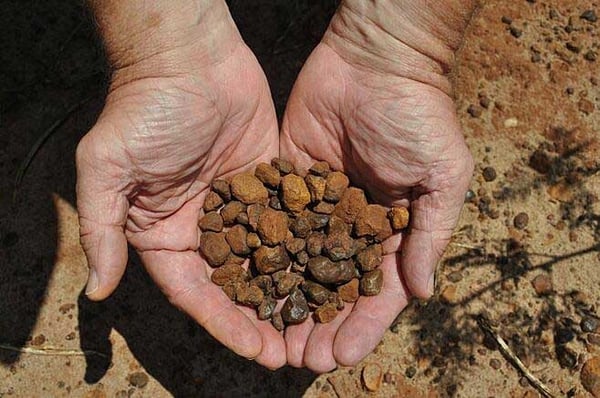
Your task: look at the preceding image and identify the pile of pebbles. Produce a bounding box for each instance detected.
[198,159,409,331]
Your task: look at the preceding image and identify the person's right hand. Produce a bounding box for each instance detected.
[76,4,285,369]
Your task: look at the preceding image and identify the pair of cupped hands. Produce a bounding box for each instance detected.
[75,12,473,373]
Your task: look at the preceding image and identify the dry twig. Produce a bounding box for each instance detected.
[0,343,107,358]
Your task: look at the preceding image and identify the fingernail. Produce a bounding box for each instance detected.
[427,273,435,297]
[85,268,99,295]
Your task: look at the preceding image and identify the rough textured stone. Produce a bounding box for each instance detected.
[203,191,224,212]
[309,161,331,177]
[230,173,269,204]
[362,363,383,392]
[532,274,553,296]
[308,256,356,285]
[271,158,295,175]
[305,210,329,230]
[388,206,410,230]
[291,215,311,238]
[257,208,289,246]
[333,187,368,223]
[253,245,290,274]
[221,201,247,227]
[272,271,304,298]
[314,303,338,323]
[257,297,277,320]
[301,281,331,305]
[199,232,231,267]
[271,312,285,331]
[355,205,393,242]
[246,232,262,249]
[254,162,281,188]
[337,278,360,303]
[285,237,306,255]
[246,203,265,231]
[306,232,325,257]
[236,285,264,307]
[226,224,250,256]
[211,179,231,202]
[323,231,355,261]
[581,357,600,397]
[360,269,384,296]
[198,211,224,232]
[249,275,273,296]
[356,244,383,272]
[324,171,349,202]
[281,288,309,324]
[305,174,326,202]
[328,215,352,235]
[210,264,249,286]
[281,174,311,213]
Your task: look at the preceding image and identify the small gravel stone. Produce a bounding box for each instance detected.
[226,224,250,256]
[324,171,349,202]
[285,237,306,255]
[323,231,355,261]
[257,297,277,320]
[203,191,224,212]
[509,26,523,38]
[230,173,269,205]
[582,317,600,333]
[467,104,482,118]
[271,312,284,331]
[198,212,224,232]
[255,162,281,188]
[246,203,265,231]
[405,366,417,378]
[271,158,295,175]
[309,161,331,177]
[447,271,463,282]
[128,372,149,388]
[554,327,575,345]
[301,280,331,305]
[356,244,383,272]
[501,15,513,24]
[332,187,368,224]
[236,285,264,307]
[212,179,231,202]
[360,269,384,296]
[388,206,409,230]
[281,174,311,213]
[362,363,383,392]
[308,256,356,285]
[531,274,553,296]
[513,212,529,229]
[235,211,249,226]
[489,358,501,370]
[337,278,359,303]
[296,250,309,265]
[314,302,338,323]
[355,205,393,242]
[210,264,248,286]
[257,208,289,246]
[305,174,326,203]
[222,280,244,301]
[246,232,262,249]
[482,167,497,182]
[441,285,457,304]
[269,196,282,210]
[581,357,600,397]
[281,288,309,324]
[221,201,247,226]
[328,215,352,235]
[253,245,290,274]
[291,215,311,238]
[272,271,304,298]
[313,201,335,214]
[581,10,598,23]
[199,232,231,267]
[306,232,325,257]
[249,275,273,295]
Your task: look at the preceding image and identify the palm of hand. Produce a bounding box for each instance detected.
[76,45,286,368]
[280,44,473,372]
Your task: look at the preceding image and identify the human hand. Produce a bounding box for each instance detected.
[280,0,476,372]
[77,1,285,369]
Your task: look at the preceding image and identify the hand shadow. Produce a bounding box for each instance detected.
[77,249,316,397]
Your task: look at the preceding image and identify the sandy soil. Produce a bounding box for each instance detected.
[1,0,599,397]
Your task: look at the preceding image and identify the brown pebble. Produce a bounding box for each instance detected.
[581,10,598,22]
[588,334,600,346]
[211,264,248,286]
[271,312,284,331]
[249,275,273,296]
[531,274,553,296]
[308,256,356,285]
[198,212,224,232]
[313,201,335,214]
[296,250,309,265]
[585,50,598,62]
[254,162,281,188]
[323,231,356,261]
[291,215,312,238]
[333,187,368,224]
[271,158,295,175]
[447,271,463,283]
[489,358,502,370]
[257,297,277,320]
[305,211,329,230]
[230,173,269,205]
[128,372,149,388]
[301,280,331,305]
[246,203,265,231]
[509,26,523,38]
[305,175,326,203]
[355,205,393,242]
[388,207,409,230]
[226,252,245,265]
[236,285,264,307]
[253,245,290,274]
[246,232,262,249]
[280,174,311,213]
[362,363,383,392]
[309,161,331,177]
[222,280,244,300]
[324,171,349,202]
[514,212,529,229]
[281,288,309,324]
[257,208,289,246]
[269,196,282,210]
[440,285,457,303]
[356,244,383,272]
[272,271,304,298]
[467,104,482,118]
[482,167,497,182]
[337,278,359,303]
[226,224,250,255]
[579,98,595,114]
[383,372,395,384]
[203,192,224,212]
[212,179,231,202]
[285,237,306,255]
[360,269,384,296]
[314,302,338,323]
[221,201,247,227]
[31,334,46,346]
[306,232,325,257]
[328,215,352,235]
[199,232,231,267]
[581,357,600,397]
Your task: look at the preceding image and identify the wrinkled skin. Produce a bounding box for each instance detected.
[76,42,287,369]
[280,43,474,372]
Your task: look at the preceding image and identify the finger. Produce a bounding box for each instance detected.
[333,254,409,366]
[141,250,262,359]
[284,316,315,368]
[401,157,473,298]
[76,132,129,300]
[238,306,287,370]
[303,305,352,373]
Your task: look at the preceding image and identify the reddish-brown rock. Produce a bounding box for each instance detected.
[199,232,231,267]
[324,171,350,202]
[355,205,393,242]
[230,173,269,205]
[198,211,224,232]
[257,208,289,246]
[281,174,311,213]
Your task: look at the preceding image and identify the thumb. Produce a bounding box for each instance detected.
[76,129,129,300]
[401,160,473,299]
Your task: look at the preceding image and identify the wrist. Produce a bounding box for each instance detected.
[89,0,242,87]
[324,0,478,92]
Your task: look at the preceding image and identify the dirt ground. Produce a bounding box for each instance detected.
[1,0,599,397]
